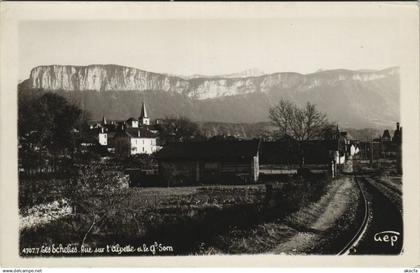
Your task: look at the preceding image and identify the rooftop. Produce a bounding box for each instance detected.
[115,127,157,139]
[156,139,260,161]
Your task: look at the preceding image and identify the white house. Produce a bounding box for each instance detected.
[130,135,158,155]
[126,118,139,128]
[113,100,160,156]
[349,144,360,156]
[333,150,346,165]
[125,101,148,128]
[96,101,156,154]
[99,131,108,146]
[97,117,114,146]
[114,128,159,156]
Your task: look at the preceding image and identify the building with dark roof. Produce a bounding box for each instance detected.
[357,123,402,165]
[113,126,159,157]
[126,117,139,128]
[156,139,261,186]
[123,101,150,128]
[382,129,392,142]
[260,138,344,166]
[94,101,159,155]
[392,122,402,144]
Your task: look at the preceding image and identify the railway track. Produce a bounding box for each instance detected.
[337,176,369,255]
[337,175,403,255]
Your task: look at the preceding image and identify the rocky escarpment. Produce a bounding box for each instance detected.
[28,65,399,101]
[29,65,190,95]
[22,65,400,128]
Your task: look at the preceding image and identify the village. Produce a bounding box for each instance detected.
[3,2,414,264]
[17,94,403,256]
[77,100,403,187]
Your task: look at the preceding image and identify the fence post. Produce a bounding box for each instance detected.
[331,161,335,179]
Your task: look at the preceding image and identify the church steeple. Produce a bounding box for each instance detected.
[139,101,150,125]
[102,116,107,125]
[140,101,148,119]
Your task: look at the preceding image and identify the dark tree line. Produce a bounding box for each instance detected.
[19,92,87,152]
[157,116,205,144]
[18,91,91,175]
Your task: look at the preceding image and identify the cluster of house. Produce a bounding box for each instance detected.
[90,101,402,185]
[351,122,402,161]
[90,102,161,157]
[155,127,358,186]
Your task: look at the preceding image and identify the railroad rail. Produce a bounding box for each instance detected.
[338,175,403,255]
[337,176,369,255]
[365,177,402,195]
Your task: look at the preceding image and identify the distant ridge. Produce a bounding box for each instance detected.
[20,64,400,128]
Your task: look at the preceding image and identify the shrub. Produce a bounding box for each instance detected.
[62,162,130,246]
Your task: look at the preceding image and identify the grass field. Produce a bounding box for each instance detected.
[20,173,334,256]
[126,184,266,211]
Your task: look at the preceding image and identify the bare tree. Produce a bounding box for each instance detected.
[269,100,328,141]
[269,99,329,167]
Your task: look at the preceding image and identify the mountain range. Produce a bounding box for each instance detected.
[19,64,400,128]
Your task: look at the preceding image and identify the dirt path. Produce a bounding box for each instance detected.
[198,176,361,255]
[272,176,359,254]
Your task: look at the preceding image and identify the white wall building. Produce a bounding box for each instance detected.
[113,128,159,156]
[126,118,139,128]
[96,101,158,156]
[99,132,108,146]
[349,144,360,156]
[130,137,157,155]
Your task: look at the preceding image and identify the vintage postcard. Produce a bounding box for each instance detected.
[0,2,419,268]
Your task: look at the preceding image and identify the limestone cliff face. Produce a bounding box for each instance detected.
[29,65,190,94]
[28,64,399,100]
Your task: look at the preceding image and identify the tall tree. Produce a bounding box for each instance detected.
[18,92,89,175]
[269,99,329,141]
[19,92,83,153]
[269,99,329,167]
[158,116,203,143]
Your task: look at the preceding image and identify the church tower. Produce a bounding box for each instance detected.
[139,101,150,125]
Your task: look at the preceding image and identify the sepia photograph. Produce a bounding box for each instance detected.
[1,2,419,268]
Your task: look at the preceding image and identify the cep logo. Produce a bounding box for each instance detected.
[373,231,400,246]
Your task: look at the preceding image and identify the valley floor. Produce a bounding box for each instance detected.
[20,175,361,256]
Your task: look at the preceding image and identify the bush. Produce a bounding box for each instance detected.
[61,163,130,246]
[19,178,69,213]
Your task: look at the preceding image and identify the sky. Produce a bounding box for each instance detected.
[19,18,404,80]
